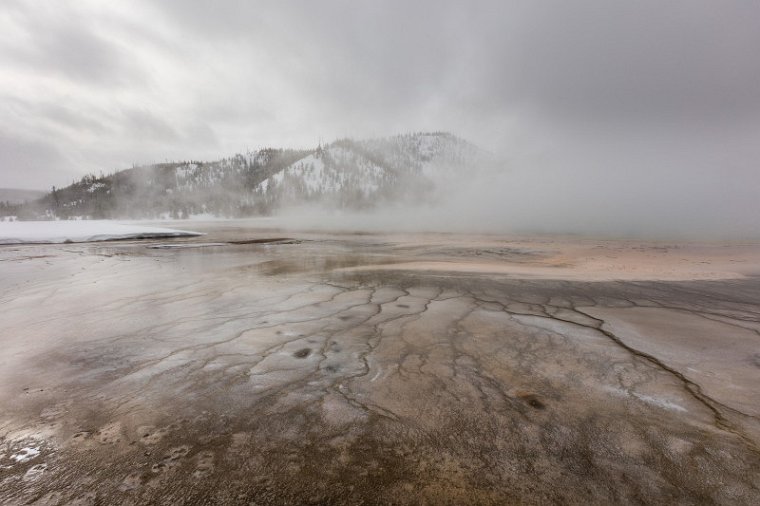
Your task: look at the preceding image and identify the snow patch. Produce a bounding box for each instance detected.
[603,386,687,413]
[0,221,203,245]
[11,447,40,463]
[87,182,107,193]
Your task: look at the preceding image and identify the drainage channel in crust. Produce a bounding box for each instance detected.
[147,238,302,249]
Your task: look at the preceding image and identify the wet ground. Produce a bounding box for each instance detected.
[1,221,760,504]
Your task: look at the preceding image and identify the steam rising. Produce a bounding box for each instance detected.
[275,153,759,240]
[1,1,759,238]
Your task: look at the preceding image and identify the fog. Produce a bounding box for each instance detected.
[276,153,759,240]
[1,1,759,237]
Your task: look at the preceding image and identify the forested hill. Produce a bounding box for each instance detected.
[3,132,488,220]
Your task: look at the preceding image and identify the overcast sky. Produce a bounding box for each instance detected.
[1,0,759,235]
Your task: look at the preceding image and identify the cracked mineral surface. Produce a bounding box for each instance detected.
[1,221,760,504]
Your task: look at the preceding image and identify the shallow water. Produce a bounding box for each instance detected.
[1,223,760,504]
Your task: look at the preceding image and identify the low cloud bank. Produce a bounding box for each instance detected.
[274,149,759,241]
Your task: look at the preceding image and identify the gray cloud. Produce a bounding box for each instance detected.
[0,0,758,236]
[0,129,67,190]
[503,2,760,126]
[120,108,179,142]
[0,2,144,87]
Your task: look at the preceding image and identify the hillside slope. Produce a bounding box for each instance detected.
[5,132,489,220]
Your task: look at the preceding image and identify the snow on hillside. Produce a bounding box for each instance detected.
[262,147,385,196]
[0,221,202,244]
[2,132,488,220]
[361,132,483,178]
[254,132,483,202]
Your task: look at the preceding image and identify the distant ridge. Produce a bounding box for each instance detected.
[2,132,492,220]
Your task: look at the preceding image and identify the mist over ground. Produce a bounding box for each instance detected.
[274,135,759,240]
[1,0,759,238]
